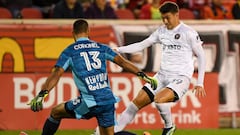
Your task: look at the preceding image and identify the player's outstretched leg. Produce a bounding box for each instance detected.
[115,88,153,132]
[114,102,139,132]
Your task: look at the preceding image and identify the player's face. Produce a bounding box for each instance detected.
[161,12,179,30]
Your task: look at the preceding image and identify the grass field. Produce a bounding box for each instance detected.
[1,129,240,135]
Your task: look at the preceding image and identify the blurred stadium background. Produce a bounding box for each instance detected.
[0,18,240,134]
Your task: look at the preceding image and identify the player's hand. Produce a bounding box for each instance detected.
[193,85,206,98]
[112,47,119,52]
[28,90,48,112]
[137,72,158,90]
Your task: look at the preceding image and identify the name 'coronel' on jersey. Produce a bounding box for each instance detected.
[74,42,100,50]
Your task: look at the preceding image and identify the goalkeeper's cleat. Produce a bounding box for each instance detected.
[162,125,176,135]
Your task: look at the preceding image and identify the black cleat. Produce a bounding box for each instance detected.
[162,125,176,135]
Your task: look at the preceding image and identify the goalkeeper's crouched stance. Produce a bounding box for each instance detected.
[27,19,158,135]
[28,71,157,135]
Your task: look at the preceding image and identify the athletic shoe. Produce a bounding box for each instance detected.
[162,125,176,135]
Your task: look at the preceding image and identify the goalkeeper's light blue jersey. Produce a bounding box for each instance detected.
[55,37,119,108]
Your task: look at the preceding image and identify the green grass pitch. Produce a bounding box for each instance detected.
[1,129,240,135]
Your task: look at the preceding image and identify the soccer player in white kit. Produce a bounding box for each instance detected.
[114,2,206,135]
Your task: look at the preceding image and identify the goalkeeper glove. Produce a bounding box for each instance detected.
[137,72,158,90]
[28,90,48,112]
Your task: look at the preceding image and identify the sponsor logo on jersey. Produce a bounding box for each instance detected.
[85,73,108,90]
[163,44,181,50]
[175,33,180,39]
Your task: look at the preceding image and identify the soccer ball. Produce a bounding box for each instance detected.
[19,131,28,135]
[143,131,151,135]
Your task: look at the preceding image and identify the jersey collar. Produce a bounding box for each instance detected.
[76,37,89,41]
[172,21,183,31]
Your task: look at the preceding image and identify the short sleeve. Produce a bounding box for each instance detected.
[104,45,118,62]
[55,49,72,71]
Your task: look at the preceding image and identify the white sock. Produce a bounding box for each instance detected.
[114,102,139,132]
[155,103,173,128]
[94,126,100,135]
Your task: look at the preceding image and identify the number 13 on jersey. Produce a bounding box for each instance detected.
[80,51,102,71]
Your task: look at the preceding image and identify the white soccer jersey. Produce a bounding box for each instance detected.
[118,22,205,86]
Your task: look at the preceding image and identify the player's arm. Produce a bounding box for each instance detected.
[117,37,155,53]
[192,38,206,98]
[28,66,64,112]
[41,66,65,92]
[114,54,140,74]
[113,54,157,90]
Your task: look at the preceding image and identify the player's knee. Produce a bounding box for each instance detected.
[50,104,63,119]
[132,100,146,109]
[132,90,152,109]
[154,97,174,103]
[50,107,59,119]
[132,100,140,108]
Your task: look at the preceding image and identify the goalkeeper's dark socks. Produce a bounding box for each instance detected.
[42,116,61,135]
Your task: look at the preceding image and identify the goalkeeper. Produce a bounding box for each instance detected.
[28,19,157,135]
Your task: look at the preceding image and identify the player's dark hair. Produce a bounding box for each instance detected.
[73,19,88,34]
[159,2,179,14]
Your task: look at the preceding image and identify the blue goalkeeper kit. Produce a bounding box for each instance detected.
[55,37,119,122]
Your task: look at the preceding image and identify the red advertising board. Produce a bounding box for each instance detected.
[0,73,218,130]
[0,24,118,73]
